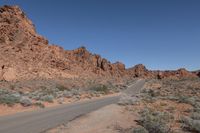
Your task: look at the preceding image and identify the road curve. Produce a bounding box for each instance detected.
[0,80,145,133]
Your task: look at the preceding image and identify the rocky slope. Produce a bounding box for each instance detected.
[0,5,127,82]
[0,5,198,83]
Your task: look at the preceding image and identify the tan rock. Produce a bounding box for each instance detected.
[0,68,3,80]
[3,68,17,81]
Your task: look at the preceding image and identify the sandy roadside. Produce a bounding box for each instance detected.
[0,93,120,116]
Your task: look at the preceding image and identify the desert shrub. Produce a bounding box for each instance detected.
[0,89,21,106]
[0,94,20,106]
[132,127,149,133]
[190,112,200,120]
[9,85,15,90]
[137,108,172,133]
[30,87,59,101]
[146,89,160,97]
[180,116,200,132]
[0,89,9,95]
[193,108,200,113]
[55,84,69,91]
[176,95,200,109]
[19,96,32,107]
[92,85,109,94]
[177,95,197,106]
[40,95,54,103]
[71,89,81,95]
[165,95,179,101]
[41,88,58,96]
[63,91,73,98]
[141,88,161,99]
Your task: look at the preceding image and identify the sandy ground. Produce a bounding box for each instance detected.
[47,104,138,133]
[0,93,120,116]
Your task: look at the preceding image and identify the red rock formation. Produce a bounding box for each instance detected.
[156,68,198,79]
[127,64,154,78]
[0,5,126,81]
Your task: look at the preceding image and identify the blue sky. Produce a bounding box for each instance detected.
[0,0,200,70]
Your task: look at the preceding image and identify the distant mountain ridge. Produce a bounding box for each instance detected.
[0,5,199,82]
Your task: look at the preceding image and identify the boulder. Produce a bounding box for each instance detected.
[3,68,17,81]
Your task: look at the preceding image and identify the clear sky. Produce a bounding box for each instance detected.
[0,0,200,70]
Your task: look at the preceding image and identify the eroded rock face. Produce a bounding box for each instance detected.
[0,5,126,81]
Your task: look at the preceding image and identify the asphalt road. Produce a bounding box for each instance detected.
[0,80,145,133]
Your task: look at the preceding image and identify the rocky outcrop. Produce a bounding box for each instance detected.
[0,5,126,81]
[127,65,198,79]
[156,68,198,79]
[127,64,154,78]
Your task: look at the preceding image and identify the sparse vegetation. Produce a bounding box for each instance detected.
[180,116,200,132]
[0,89,20,106]
[0,94,20,106]
[137,78,200,133]
[132,127,149,133]
[40,95,54,103]
[137,108,172,133]
[91,84,110,94]
[55,84,69,91]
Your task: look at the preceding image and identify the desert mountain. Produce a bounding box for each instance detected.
[0,5,198,82]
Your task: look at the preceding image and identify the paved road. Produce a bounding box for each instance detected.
[0,80,145,133]
[124,79,145,95]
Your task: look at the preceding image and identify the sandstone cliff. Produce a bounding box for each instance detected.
[0,5,126,82]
